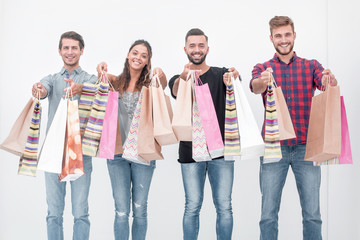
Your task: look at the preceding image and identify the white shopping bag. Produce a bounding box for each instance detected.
[233,78,265,159]
[37,98,67,173]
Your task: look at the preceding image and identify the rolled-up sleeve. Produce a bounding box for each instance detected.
[249,63,265,92]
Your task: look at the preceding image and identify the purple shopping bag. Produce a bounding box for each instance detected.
[98,90,119,159]
[194,74,224,159]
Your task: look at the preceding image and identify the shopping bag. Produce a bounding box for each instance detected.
[114,120,123,155]
[192,72,211,162]
[137,86,164,161]
[224,74,241,160]
[313,96,352,165]
[122,90,149,165]
[59,99,84,181]
[194,72,224,159]
[263,76,282,163]
[37,98,67,173]
[151,75,178,146]
[233,77,264,160]
[338,96,352,164]
[0,98,36,156]
[18,96,42,176]
[98,89,119,159]
[172,73,192,141]
[79,82,98,136]
[271,74,296,140]
[82,75,109,156]
[305,78,341,163]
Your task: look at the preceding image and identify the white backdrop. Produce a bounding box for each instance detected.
[0,0,359,239]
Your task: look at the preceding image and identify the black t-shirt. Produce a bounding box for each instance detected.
[169,66,229,163]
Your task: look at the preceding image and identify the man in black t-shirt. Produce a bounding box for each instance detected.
[168,28,240,240]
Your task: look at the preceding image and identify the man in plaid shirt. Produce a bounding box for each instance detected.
[250,16,337,240]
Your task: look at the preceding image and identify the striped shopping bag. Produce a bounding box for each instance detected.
[79,82,98,136]
[192,72,211,162]
[18,95,42,176]
[224,74,241,160]
[263,76,282,163]
[82,75,109,156]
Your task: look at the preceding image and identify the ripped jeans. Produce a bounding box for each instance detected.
[107,154,155,240]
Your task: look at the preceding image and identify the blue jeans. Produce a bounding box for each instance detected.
[181,158,234,240]
[45,155,92,240]
[107,154,155,240]
[259,144,322,240]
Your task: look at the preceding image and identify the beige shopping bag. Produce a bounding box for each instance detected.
[151,75,178,146]
[137,86,164,161]
[172,75,192,141]
[305,81,341,162]
[271,73,296,140]
[0,98,36,156]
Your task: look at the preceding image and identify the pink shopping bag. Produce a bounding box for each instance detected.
[194,74,224,159]
[339,96,352,164]
[98,90,119,159]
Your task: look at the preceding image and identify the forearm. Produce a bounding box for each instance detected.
[172,77,180,97]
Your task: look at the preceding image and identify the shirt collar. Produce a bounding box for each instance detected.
[273,51,297,64]
[60,66,82,76]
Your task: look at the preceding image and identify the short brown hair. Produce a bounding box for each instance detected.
[185,28,208,43]
[58,31,85,50]
[269,16,294,35]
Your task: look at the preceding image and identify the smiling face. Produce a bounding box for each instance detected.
[58,38,83,70]
[270,25,296,57]
[127,44,149,71]
[184,35,209,65]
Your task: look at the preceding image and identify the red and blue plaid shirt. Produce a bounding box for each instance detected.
[250,52,324,146]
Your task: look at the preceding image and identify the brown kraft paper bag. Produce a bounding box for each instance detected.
[114,119,123,155]
[273,86,296,140]
[1,98,36,156]
[305,85,341,162]
[137,86,164,161]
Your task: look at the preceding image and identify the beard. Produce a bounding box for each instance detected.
[274,42,294,56]
[187,53,207,65]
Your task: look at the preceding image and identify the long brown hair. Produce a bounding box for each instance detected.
[114,39,152,94]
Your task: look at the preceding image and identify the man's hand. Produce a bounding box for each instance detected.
[223,67,239,85]
[322,69,337,87]
[64,78,83,97]
[97,62,108,74]
[251,68,272,94]
[32,82,47,98]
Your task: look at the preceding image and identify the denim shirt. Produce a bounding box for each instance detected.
[41,66,97,132]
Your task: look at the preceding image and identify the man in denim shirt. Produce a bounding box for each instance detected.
[32,31,97,240]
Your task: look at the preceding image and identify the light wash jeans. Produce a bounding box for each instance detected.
[181,158,234,240]
[107,154,155,240]
[259,144,322,240]
[45,155,92,240]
